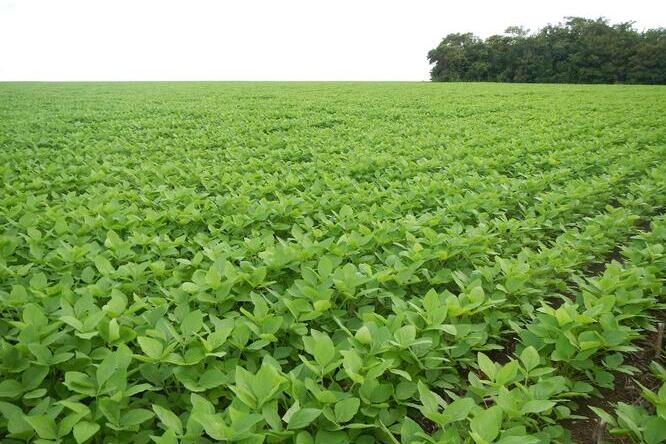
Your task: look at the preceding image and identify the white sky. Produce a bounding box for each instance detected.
[0,0,664,81]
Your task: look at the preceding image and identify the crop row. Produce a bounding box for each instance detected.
[1,83,665,443]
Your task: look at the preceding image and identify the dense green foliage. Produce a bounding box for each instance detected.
[428,17,666,84]
[0,82,665,444]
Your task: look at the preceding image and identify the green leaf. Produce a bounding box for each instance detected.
[306,330,336,367]
[191,393,215,415]
[470,406,503,443]
[645,416,666,444]
[313,299,331,312]
[104,289,127,316]
[521,400,556,414]
[400,416,424,444]
[98,398,120,425]
[282,400,301,425]
[28,343,52,363]
[121,408,154,426]
[231,367,258,408]
[554,306,572,325]
[354,326,372,345]
[232,362,286,410]
[181,282,199,293]
[440,397,475,425]
[296,431,314,444]
[193,412,229,440]
[417,380,441,414]
[495,360,518,386]
[151,429,179,444]
[73,421,100,443]
[394,325,416,346]
[334,398,360,423]
[59,401,91,416]
[64,372,96,396]
[317,256,333,278]
[261,400,282,431]
[24,415,57,439]
[96,352,117,389]
[0,380,23,398]
[341,349,364,383]
[422,289,440,313]
[152,404,183,435]
[94,255,114,275]
[30,272,48,290]
[206,265,222,289]
[137,336,164,360]
[252,363,287,407]
[287,408,321,430]
[519,346,540,372]
[181,310,204,336]
[22,304,47,327]
[477,352,497,381]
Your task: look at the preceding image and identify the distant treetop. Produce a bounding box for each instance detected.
[428,17,666,84]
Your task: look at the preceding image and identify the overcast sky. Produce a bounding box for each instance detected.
[1,0,664,81]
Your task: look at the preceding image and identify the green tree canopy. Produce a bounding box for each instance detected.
[428,17,666,84]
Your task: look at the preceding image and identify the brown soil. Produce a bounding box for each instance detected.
[586,245,624,276]
[412,412,439,435]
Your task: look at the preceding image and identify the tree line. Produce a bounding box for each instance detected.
[428,17,666,84]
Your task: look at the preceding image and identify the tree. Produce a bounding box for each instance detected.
[428,33,487,81]
[428,17,666,84]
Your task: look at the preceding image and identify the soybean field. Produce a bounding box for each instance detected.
[0,82,665,444]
